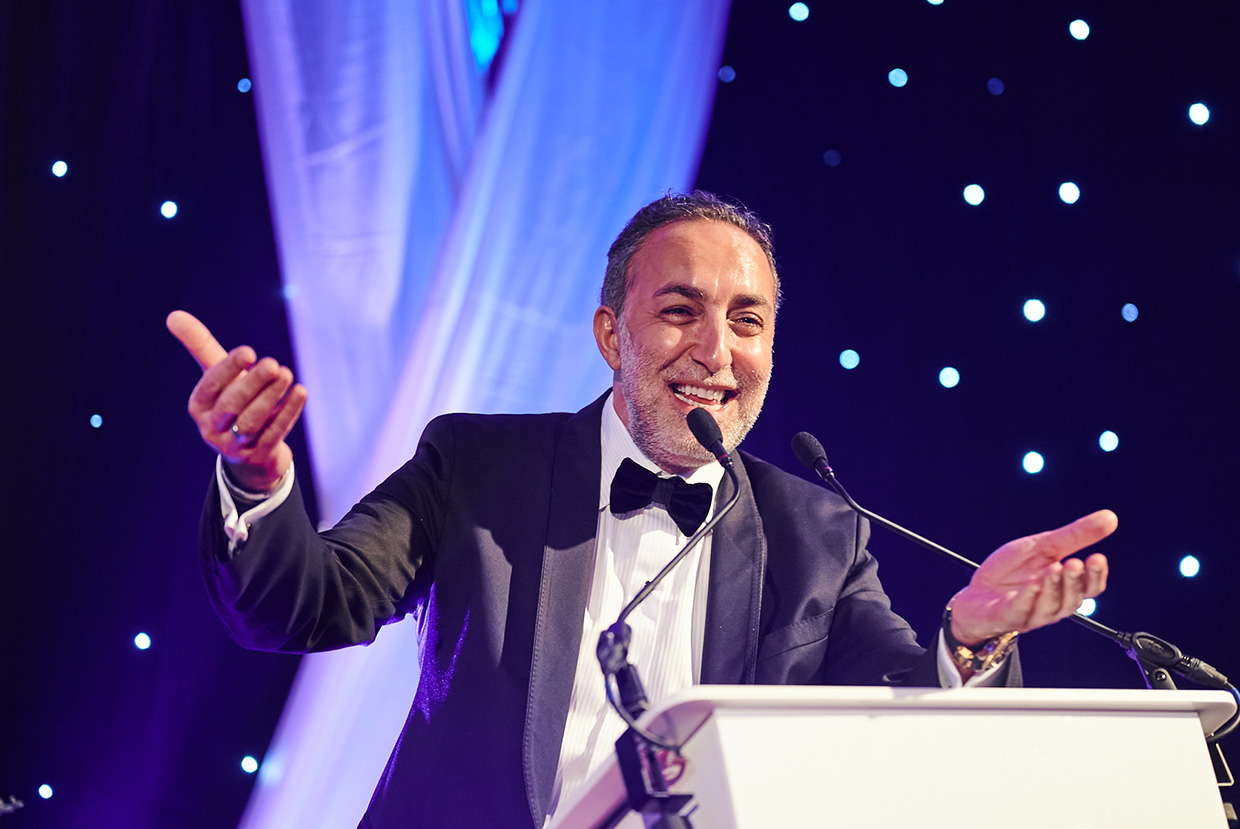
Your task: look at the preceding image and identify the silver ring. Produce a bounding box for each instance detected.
[230,423,254,447]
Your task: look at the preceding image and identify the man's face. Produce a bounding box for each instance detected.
[594,219,776,474]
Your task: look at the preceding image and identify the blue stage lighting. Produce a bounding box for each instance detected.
[888,68,908,88]
[788,3,809,21]
[1023,299,1045,322]
[939,367,960,388]
[839,349,860,370]
[962,184,984,205]
[1069,19,1090,40]
[1122,303,1138,322]
[1180,555,1200,578]
[1022,452,1044,474]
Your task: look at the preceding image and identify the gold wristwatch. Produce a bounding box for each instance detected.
[942,605,1019,673]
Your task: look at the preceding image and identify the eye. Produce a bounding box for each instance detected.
[731,313,765,333]
[660,305,695,320]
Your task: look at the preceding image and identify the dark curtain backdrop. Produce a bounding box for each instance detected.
[4,2,1239,827]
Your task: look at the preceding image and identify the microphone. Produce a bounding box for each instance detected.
[791,430,1234,696]
[597,408,743,743]
[688,406,733,469]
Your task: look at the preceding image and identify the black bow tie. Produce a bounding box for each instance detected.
[609,457,713,536]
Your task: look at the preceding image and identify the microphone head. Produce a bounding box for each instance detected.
[686,407,724,451]
[791,431,827,470]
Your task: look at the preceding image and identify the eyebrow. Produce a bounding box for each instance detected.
[654,283,773,310]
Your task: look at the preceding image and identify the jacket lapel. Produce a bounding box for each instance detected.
[700,453,766,685]
[522,394,606,825]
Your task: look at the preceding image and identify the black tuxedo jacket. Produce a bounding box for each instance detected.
[202,394,999,828]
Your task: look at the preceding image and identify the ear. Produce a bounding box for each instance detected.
[593,305,622,371]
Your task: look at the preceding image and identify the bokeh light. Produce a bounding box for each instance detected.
[962,184,985,205]
[52,160,68,177]
[90,414,103,428]
[1180,555,1200,578]
[839,349,860,370]
[1022,451,1044,474]
[1099,431,1118,452]
[1121,303,1139,322]
[39,785,53,799]
[134,632,151,650]
[788,3,809,22]
[237,78,252,93]
[822,149,841,167]
[1058,182,1080,204]
[160,201,178,219]
[1188,103,1210,125]
[888,68,908,88]
[987,78,1005,95]
[241,756,260,774]
[1023,299,1046,322]
[1078,598,1097,617]
[939,367,960,388]
[1069,19,1090,40]
[717,65,736,83]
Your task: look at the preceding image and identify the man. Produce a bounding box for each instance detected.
[169,192,1113,827]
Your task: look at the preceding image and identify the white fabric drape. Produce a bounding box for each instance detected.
[238,0,730,824]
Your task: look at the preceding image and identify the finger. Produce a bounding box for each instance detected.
[1028,563,1066,628]
[1031,509,1119,563]
[208,356,281,433]
[248,384,307,456]
[189,346,258,423]
[1083,552,1108,597]
[232,365,295,436]
[167,310,229,371]
[1059,558,1088,616]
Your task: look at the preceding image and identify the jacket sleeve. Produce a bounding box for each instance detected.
[198,416,457,653]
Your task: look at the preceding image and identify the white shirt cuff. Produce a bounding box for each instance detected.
[936,629,1008,688]
[216,457,295,550]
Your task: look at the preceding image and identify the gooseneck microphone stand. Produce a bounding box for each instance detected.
[594,409,741,829]
[791,431,1240,797]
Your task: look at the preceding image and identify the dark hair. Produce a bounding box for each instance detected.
[601,191,780,316]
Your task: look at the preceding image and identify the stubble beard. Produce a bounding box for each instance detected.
[617,325,771,475]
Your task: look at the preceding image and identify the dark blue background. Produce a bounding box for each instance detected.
[3,2,1237,825]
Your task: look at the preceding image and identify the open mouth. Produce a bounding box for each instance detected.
[670,382,737,408]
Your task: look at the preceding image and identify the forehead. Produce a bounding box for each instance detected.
[627,219,776,304]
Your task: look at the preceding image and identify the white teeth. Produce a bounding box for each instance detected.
[673,384,727,403]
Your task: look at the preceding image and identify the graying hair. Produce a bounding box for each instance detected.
[601,191,780,316]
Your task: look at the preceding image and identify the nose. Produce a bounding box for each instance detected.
[689,312,732,375]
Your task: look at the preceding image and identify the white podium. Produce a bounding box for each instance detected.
[550,686,1236,829]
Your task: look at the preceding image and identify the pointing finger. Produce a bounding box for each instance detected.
[167,310,229,371]
[1034,509,1119,563]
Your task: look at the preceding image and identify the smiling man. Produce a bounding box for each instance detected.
[596,216,775,475]
[170,191,1113,828]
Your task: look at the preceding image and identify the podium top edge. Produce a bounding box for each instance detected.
[638,686,1238,739]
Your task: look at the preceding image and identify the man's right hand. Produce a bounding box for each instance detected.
[166,310,307,492]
